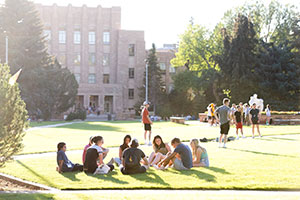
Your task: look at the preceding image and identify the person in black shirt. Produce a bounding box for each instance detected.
[234,106,245,139]
[250,103,262,138]
[114,135,131,166]
[120,139,149,175]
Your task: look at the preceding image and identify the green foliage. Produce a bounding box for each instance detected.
[0,0,78,120]
[0,64,28,167]
[66,109,86,121]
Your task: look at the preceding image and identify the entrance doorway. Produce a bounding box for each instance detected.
[89,95,99,113]
[104,96,113,114]
[76,95,84,109]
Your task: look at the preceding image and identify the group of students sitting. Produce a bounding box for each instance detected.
[56,135,209,175]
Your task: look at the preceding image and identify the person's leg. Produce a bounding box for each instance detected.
[219,134,223,147]
[241,127,244,136]
[148,152,156,164]
[151,152,163,165]
[148,131,152,143]
[252,124,255,138]
[107,164,114,172]
[106,158,115,166]
[144,130,147,142]
[257,124,261,136]
[120,165,127,175]
[72,164,83,172]
[173,158,188,170]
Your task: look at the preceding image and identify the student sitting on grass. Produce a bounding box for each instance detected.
[82,136,94,164]
[120,139,149,175]
[114,135,131,166]
[56,142,83,173]
[190,139,209,167]
[157,138,193,170]
[83,136,114,175]
[148,135,171,166]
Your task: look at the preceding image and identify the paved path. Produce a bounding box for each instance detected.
[26,121,82,131]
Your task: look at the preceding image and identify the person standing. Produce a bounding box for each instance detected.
[234,106,245,139]
[250,103,262,138]
[215,98,231,148]
[265,104,271,125]
[142,101,152,145]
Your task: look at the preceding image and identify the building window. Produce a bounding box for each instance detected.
[103,31,110,44]
[44,30,51,41]
[88,31,96,44]
[74,31,81,44]
[103,54,110,66]
[103,74,110,84]
[129,68,134,79]
[74,73,80,83]
[160,63,166,71]
[129,44,135,56]
[128,89,134,99]
[59,31,66,44]
[58,54,66,66]
[74,54,81,65]
[88,74,96,84]
[89,53,96,65]
[169,65,176,73]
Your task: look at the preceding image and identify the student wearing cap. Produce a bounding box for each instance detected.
[120,139,149,175]
[141,101,153,145]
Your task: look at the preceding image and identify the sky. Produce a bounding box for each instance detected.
[1,0,299,48]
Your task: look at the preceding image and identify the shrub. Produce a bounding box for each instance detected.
[66,109,86,121]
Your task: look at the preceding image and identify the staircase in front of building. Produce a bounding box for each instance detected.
[86,113,115,121]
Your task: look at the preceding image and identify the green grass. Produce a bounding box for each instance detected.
[1,192,300,200]
[21,121,300,154]
[1,134,300,190]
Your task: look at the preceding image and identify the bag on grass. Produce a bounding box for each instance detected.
[124,148,139,168]
[93,164,110,175]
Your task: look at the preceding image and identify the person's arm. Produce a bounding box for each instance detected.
[98,153,104,165]
[147,115,152,124]
[214,110,219,122]
[193,149,202,165]
[142,157,149,166]
[158,152,177,167]
[58,160,64,173]
[249,111,253,123]
[165,143,171,153]
[119,147,123,160]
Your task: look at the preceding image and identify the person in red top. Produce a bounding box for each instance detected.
[142,101,152,145]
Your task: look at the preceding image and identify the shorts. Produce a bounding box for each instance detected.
[236,122,243,129]
[208,116,212,120]
[220,121,230,135]
[144,123,151,131]
[252,119,259,125]
[121,166,147,175]
[173,158,189,170]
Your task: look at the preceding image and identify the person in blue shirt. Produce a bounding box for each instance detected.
[157,138,193,170]
[56,142,83,173]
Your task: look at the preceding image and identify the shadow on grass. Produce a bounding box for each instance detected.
[228,148,299,158]
[61,171,81,181]
[56,122,123,132]
[269,137,299,141]
[130,170,170,186]
[0,194,54,200]
[84,171,128,185]
[167,169,217,183]
[206,166,230,175]
[16,160,56,187]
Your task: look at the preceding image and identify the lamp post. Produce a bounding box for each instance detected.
[145,60,148,103]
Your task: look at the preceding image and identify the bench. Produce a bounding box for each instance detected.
[170,117,185,124]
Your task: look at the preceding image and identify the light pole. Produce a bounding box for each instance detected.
[145,60,148,102]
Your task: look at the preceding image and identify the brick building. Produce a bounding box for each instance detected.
[35,4,146,119]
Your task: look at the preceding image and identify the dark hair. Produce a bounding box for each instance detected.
[92,136,103,144]
[123,135,131,146]
[130,139,139,148]
[237,105,240,109]
[253,103,256,106]
[57,142,66,152]
[153,135,166,150]
[171,138,180,144]
[223,98,230,104]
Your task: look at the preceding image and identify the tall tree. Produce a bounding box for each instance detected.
[0,64,28,167]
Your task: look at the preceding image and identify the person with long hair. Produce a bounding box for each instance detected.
[114,135,131,166]
[190,139,209,167]
[265,104,271,125]
[148,135,171,166]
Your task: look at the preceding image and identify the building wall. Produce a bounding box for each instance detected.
[35,4,145,119]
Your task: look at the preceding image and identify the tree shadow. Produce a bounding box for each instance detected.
[56,122,123,132]
[167,168,217,183]
[60,171,81,181]
[16,160,56,187]
[129,170,170,186]
[228,148,298,158]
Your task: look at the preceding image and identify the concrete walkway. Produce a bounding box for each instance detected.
[26,121,82,131]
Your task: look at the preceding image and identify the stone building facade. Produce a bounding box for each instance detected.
[35,4,146,119]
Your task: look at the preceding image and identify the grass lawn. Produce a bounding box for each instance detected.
[1,134,300,190]
[1,192,300,200]
[21,121,300,154]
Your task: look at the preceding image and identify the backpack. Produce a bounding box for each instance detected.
[124,148,139,168]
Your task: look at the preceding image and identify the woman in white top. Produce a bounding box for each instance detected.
[265,104,271,125]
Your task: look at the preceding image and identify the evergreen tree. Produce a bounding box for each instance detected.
[219,14,258,102]
[0,64,28,167]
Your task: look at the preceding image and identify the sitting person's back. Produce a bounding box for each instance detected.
[120,139,149,175]
[84,148,99,173]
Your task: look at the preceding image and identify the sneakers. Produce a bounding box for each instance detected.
[218,143,222,148]
[223,143,227,148]
[148,141,152,146]
[242,135,246,139]
[259,135,262,138]
[153,164,165,170]
[252,136,255,139]
[236,136,239,140]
